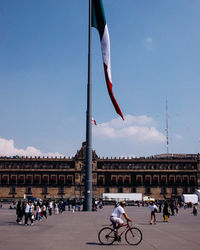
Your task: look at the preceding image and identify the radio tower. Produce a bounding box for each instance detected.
[166,99,169,154]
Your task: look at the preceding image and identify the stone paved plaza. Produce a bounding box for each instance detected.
[0,204,199,250]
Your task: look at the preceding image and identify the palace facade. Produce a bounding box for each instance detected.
[0,142,199,200]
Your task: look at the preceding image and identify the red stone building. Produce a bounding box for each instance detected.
[0,142,199,200]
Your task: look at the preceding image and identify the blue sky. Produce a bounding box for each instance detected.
[0,0,200,157]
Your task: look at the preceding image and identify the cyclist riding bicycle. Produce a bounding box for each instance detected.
[110,201,132,240]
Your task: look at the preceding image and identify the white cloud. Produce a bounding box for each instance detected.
[0,137,63,157]
[93,114,165,144]
[175,134,183,140]
[146,37,153,43]
[144,37,153,49]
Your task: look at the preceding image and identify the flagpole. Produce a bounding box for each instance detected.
[85,0,92,211]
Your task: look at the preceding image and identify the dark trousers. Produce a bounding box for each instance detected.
[29,213,34,224]
[43,211,47,218]
[25,213,29,224]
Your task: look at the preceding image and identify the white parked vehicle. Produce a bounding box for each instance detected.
[102,193,142,202]
[181,194,198,204]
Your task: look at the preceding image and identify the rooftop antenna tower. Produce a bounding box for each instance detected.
[166,98,169,154]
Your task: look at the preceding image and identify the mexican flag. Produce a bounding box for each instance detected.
[92,0,124,120]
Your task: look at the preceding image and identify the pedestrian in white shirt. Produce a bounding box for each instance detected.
[24,201,30,225]
[49,201,53,216]
[149,201,158,224]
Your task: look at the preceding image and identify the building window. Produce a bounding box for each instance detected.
[145,176,151,185]
[98,176,104,185]
[105,187,110,193]
[59,176,65,185]
[132,187,136,193]
[2,175,8,184]
[118,187,123,193]
[169,176,175,185]
[161,187,167,194]
[183,177,188,185]
[42,187,48,194]
[10,186,16,194]
[26,187,32,194]
[34,176,40,184]
[136,176,142,185]
[176,177,181,185]
[58,186,64,194]
[118,176,123,185]
[145,187,151,194]
[51,175,57,184]
[10,175,17,184]
[190,177,196,185]
[172,187,177,194]
[18,175,25,184]
[42,175,49,185]
[153,176,159,185]
[26,176,32,184]
[161,176,167,185]
[124,176,130,185]
[67,175,73,185]
[111,176,117,185]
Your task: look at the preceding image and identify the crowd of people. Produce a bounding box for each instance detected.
[15,199,80,225]
[16,200,53,225]
[148,199,198,224]
[2,197,196,226]
[14,198,104,225]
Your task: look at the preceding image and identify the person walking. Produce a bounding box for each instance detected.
[149,201,158,224]
[175,203,179,214]
[192,205,197,216]
[163,201,170,222]
[35,202,41,221]
[49,200,53,216]
[67,199,71,211]
[29,201,34,225]
[170,201,175,216]
[16,200,23,224]
[24,201,30,225]
[54,202,59,215]
[42,204,47,219]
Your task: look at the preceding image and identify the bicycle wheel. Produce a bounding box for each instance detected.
[98,227,115,245]
[125,227,142,245]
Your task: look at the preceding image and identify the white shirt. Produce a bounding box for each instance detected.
[25,204,30,213]
[111,205,125,218]
[149,204,158,212]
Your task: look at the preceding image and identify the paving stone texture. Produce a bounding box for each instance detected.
[0,204,199,250]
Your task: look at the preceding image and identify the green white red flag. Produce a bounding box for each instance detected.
[92,0,124,120]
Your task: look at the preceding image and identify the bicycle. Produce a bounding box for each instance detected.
[98,221,142,245]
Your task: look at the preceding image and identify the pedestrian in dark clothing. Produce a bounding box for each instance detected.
[170,202,175,216]
[163,201,170,222]
[67,199,71,211]
[16,201,23,223]
[193,205,197,216]
[42,204,47,218]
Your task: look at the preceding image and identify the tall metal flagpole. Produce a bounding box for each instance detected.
[166,98,169,154]
[85,0,92,211]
